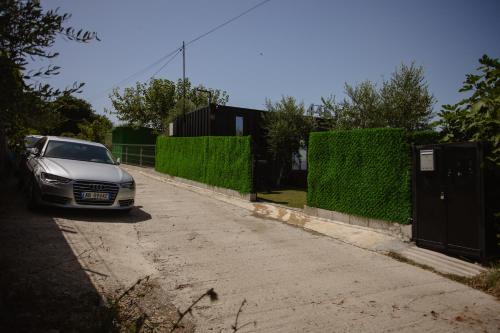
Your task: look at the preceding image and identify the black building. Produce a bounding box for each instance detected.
[172,104,280,189]
[171,104,267,158]
[170,104,319,189]
[171,104,262,137]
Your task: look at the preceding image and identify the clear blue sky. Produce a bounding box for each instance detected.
[39,0,500,124]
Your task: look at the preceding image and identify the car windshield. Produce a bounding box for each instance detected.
[44,140,115,165]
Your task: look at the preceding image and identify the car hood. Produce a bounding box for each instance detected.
[40,157,133,183]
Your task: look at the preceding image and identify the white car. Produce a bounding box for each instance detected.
[25,136,135,211]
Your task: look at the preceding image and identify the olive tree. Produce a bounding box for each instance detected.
[263,96,314,186]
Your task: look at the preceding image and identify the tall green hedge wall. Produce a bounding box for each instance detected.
[307,128,414,224]
[155,136,253,194]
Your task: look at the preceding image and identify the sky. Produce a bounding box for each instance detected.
[38,0,500,124]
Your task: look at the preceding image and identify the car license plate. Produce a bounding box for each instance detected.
[81,192,109,200]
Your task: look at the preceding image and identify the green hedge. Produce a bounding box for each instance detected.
[307,128,413,224]
[155,136,253,194]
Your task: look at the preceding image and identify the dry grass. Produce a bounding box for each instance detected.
[469,265,500,299]
[99,277,195,333]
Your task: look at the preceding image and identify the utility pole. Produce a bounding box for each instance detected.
[182,41,186,115]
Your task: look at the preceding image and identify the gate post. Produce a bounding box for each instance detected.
[125,145,128,164]
[140,146,143,166]
[411,144,417,242]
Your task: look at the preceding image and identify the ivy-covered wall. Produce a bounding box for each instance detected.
[307,128,414,224]
[155,136,253,194]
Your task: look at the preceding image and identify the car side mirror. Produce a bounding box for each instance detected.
[27,147,39,156]
[115,157,121,165]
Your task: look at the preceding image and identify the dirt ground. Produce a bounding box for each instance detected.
[1,167,500,332]
[0,176,194,333]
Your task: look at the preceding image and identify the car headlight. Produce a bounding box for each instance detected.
[40,172,71,184]
[120,181,135,190]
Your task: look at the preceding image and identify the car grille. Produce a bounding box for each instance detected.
[73,180,119,206]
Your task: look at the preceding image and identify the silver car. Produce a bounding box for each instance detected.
[25,136,135,211]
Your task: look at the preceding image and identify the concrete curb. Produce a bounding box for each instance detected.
[154,173,256,202]
[304,206,412,241]
[123,164,256,201]
[125,164,486,278]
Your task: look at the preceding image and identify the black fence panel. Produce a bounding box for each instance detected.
[412,142,499,262]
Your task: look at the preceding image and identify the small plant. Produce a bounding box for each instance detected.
[469,264,500,299]
[230,299,257,332]
[170,288,218,332]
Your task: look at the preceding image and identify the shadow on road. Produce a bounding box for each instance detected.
[40,205,152,223]
[0,176,120,332]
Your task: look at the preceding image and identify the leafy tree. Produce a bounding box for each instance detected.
[321,62,435,131]
[380,63,435,131]
[77,115,113,144]
[263,96,314,186]
[47,95,113,142]
[0,0,98,173]
[322,81,383,129]
[145,78,176,129]
[438,55,500,165]
[52,95,95,135]
[109,82,147,128]
[109,78,229,132]
[313,96,340,129]
[179,79,228,108]
[343,80,384,128]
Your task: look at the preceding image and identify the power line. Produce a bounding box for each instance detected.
[185,0,271,47]
[93,0,271,99]
[112,49,179,86]
[151,48,183,78]
[90,47,182,99]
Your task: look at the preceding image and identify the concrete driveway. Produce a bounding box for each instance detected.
[23,167,500,332]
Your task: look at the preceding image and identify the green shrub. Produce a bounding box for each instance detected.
[155,136,253,194]
[307,128,412,224]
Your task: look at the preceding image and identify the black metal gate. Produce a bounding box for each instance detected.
[412,142,499,262]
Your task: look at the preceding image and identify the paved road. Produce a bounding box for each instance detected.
[53,167,500,332]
